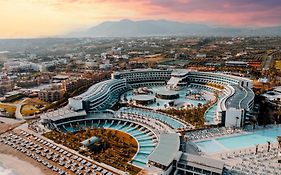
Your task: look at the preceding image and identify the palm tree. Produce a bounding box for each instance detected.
[157,102,160,109]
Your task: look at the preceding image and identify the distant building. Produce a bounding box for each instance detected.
[39,62,55,72]
[52,75,69,82]
[248,61,262,69]
[236,51,247,57]
[225,61,248,67]
[17,79,40,88]
[0,51,9,63]
[0,81,14,96]
[4,61,40,72]
[258,78,268,83]
[63,77,91,92]
[196,54,207,59]
[262,86,281,107]
[38,84,65,102]
[85,61,98,69]
[99,63,112,70]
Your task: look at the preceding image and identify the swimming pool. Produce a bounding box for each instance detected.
[204,104,218,125]
[194,127,281,154]
[122,86,213,110]
[119,107,185,129]
[59,119,156,167]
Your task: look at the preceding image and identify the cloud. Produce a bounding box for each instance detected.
[41,0,281,27]
[143,0,281,26]
[1,0,281,37]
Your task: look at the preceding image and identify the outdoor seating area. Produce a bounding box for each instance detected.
[119,107,192,130]
[221,144,281,175]
[0,130,118,175]
[28,119,46,133]
[116,112,175,134]
[186,127,244,141]
[54,118,157,168]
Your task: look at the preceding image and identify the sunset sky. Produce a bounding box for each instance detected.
[1,0,281,38]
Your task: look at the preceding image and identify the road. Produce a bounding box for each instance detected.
[262,55,273,71]
[0,99,30,119]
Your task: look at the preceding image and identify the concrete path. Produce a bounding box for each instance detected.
[0,98,31,119]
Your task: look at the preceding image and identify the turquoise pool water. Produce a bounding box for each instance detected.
[120,107,185,129]
[195,127,281,154]
[59,120,155,167]
[204,104,218,124]
[122,86,213,110]
[195,139,225,153]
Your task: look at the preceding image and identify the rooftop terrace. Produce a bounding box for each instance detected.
[148,133,180,167]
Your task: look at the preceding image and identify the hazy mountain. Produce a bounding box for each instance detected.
[70,19,281,37]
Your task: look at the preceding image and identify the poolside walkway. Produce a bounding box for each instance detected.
[189,125,281,174]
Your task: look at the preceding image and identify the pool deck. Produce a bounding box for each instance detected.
[122,87,215,110]
[188,125,281,174]
[192,125,281,156]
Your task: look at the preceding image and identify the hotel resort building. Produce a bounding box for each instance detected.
[38,69,260,175]
[68,69,254,128]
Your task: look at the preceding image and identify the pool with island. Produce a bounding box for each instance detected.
[194,126,281,154]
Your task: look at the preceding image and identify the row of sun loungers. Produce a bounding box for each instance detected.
[0,130,116,175]
[117,113,169,134]
[221,146,281,175]
[186,127,243,140]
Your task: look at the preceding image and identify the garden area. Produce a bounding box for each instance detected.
[159,97,217,128]
[160,105,209,128]
[43,128,141,174]
[275,60,281,70]
[0,103,16,117]
[20,98,49,116]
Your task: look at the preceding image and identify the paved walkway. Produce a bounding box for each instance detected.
[0,117,21,124]
[263,55,273,71]
[15,103,23,119]
[0,98,32,120]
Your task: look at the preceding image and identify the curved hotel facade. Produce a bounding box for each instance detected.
[68,69,254,128]
[68,79,129,112]
[41,69,255,175]
[110,69,254,128]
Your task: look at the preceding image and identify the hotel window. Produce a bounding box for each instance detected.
[177,170,185,175]
[212,172,220,175]
[202,170,211,175]
[194,167,202,173]
[186,165,193,171]
[178,163,185,168]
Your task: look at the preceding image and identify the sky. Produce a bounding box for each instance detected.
[1,0,281,38]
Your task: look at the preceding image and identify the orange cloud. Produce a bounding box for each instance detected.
[0,0,281,37]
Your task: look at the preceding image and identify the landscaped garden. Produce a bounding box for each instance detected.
[0,103,16,117]
[43,128,141,174]
[20,98,49,116]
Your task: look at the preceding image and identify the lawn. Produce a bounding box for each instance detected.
[275,60,281,70]
[19,98,49,116]
[23,98,49,106]
[130,54,168,63]
[44,128,141,174]
[0,103,16,116]
[20,104,39,116]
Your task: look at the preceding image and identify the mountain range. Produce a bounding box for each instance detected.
[70,19,281,37]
